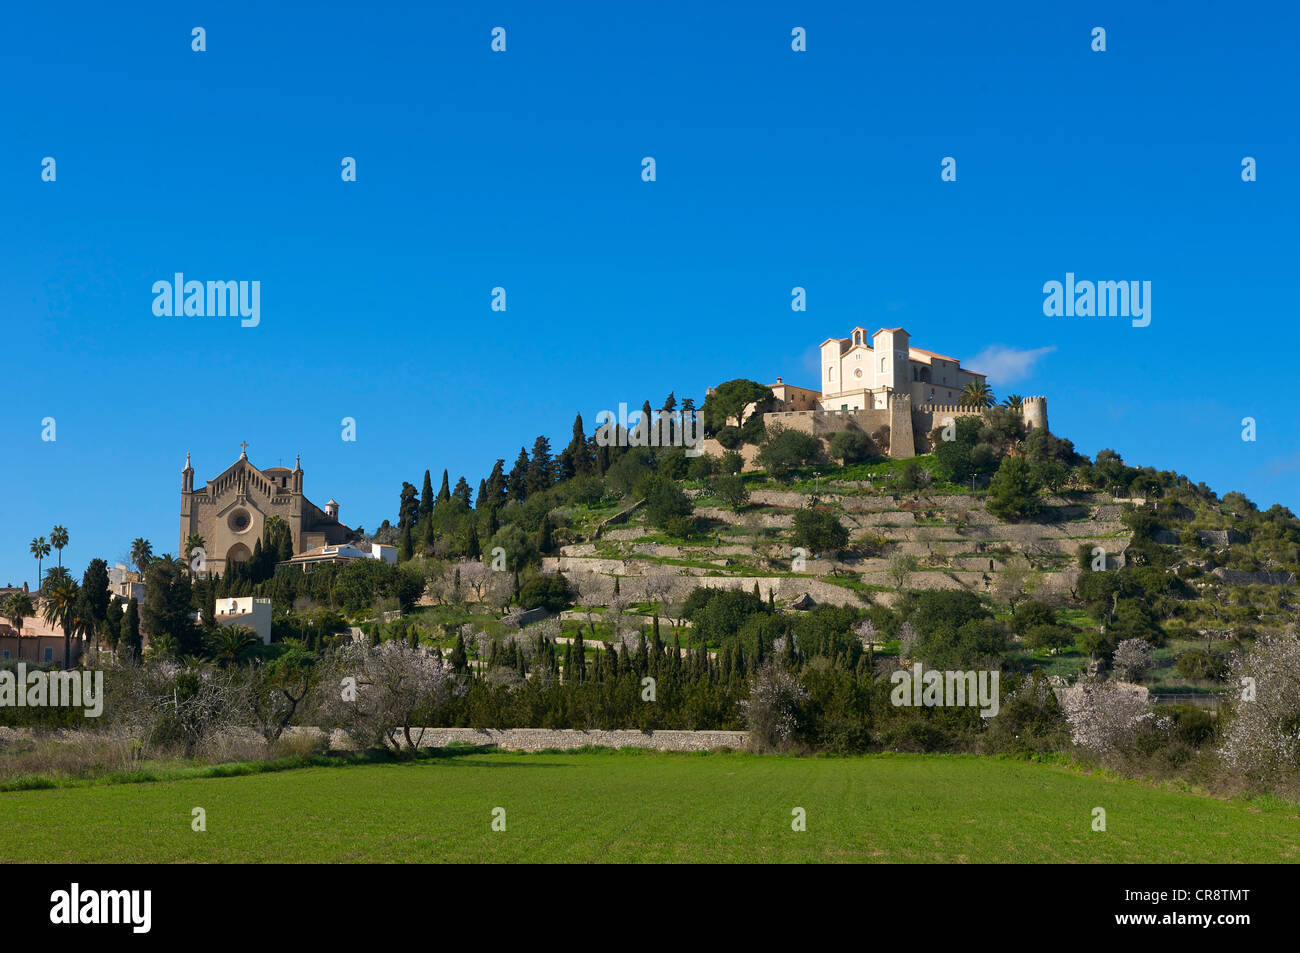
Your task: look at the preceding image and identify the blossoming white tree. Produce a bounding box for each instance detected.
[1060,679,1152,756]
[322,640,458,750]
[1219,626,1300,779]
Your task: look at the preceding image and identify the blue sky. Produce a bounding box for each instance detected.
[2,1,1297,586]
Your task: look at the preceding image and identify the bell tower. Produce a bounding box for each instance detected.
[872,327,910,392]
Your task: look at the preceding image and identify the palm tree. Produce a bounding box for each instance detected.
[29,536,50,589]
[40,576,80,668]
[130,538,153,574]
[959,380,995,409]
[2,591,34,661]
[40,566,71,596]
[49,525,69,568]
[1002,394,1024,412]
[184,534,206,574]
[208,625,259,667]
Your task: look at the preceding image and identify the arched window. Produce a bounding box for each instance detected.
[880,357,886,372]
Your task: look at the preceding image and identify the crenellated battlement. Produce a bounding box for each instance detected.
[916,404,984,415]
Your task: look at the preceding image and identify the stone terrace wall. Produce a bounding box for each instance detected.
[383,728,748,751]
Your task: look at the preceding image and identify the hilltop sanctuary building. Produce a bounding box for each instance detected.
[757,326,1047,458]
[179,447,356,576]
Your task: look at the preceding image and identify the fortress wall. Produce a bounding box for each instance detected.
[912,404,985,440]
[761,411,817,435]
[889,395,914,458]
[763,408,893,438]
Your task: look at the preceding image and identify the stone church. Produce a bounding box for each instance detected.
[179,446,356,576]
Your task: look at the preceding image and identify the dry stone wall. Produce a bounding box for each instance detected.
[375,728,748,751]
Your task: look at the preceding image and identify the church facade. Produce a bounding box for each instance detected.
[817,326,987,410]
[179,447,355,577]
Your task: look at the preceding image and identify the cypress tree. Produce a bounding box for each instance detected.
[650,627,664,677]
[420,470,434,520]
[477,478,488,510]
[508,448,529,503]
[205,580,217,629]
[399,521,413,561]
[526,435,554,496]
[437,469,451,503]
[572,629,586,683]
[566,413,592,476]
[536,514,553,554]
[484,459,507,509]
[452,476,473,507]
[415,513,430,555]
[466,523,481,560]
[100,600,121,649]
[398,481,419,528]
[451,631,468,673]
[124,597,142,659]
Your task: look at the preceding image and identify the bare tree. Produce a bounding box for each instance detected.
[885,553,917,590]
[460,560,490,603]
[993,557,1036,617]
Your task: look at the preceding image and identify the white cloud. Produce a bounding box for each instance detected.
[964,345,1055,384]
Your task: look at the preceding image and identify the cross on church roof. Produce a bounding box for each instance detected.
[239,441,249,455]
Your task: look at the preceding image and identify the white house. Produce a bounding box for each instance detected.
[206,596,273,644]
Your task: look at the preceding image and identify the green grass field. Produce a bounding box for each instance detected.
[4,750,1296,863]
